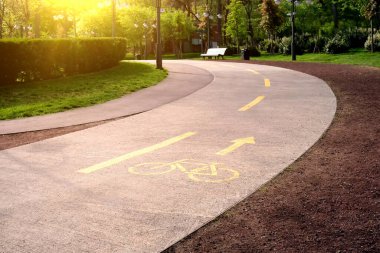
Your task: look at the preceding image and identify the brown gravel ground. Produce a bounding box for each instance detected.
[0,61,379,252]
[164,61,380,253]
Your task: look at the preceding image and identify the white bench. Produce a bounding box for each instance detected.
[201,48,227,59]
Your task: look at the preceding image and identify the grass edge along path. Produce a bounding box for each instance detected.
[138,49,380,68]
[0,61,167,120]
[226,49,380,68]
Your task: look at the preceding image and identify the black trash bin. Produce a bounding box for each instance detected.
[241,49,250,60]
[135,54,142,60]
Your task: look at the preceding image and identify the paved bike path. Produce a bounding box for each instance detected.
[0,62,213,134]
[0,61,336,252]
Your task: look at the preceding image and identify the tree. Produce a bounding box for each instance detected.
[117,5,155,56]
[240,0,260,47]
[363,0,380,52]
[260,0,283,39]
[225,0,247,51]
[161,9,194,58]
[0,0,6,38]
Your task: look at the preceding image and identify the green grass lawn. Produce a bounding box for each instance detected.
[224,49,380,68]
[127,49,379,68]
[0,61,167,120]
[125,52,200,60]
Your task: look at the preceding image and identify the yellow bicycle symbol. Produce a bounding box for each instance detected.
[128,159,240,183]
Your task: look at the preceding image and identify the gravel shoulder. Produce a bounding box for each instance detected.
[1,61,379,252]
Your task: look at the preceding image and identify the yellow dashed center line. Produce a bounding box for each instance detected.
[246,69,271,88]
[222,64,239,68]
[247,69,260,75]
[264,78,271,87]
[78,132,197,174]
[238,96,265,112]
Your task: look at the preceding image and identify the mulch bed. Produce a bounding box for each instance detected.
[1,61,379,252]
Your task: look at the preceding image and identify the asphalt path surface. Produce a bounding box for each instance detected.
[0,60,336,252]
[0,62,213,134]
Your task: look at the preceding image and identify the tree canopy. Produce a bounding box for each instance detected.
[0,0,378,53]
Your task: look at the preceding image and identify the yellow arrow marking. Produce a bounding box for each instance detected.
[78,132,197,174]
[264,78,271,87]
[238,96,265,112]
[216,137,255,156]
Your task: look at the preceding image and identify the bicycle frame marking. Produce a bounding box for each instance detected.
[128,159,240,183]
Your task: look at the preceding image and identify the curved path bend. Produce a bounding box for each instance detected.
[0,62,213,134]
[0,60,336,253]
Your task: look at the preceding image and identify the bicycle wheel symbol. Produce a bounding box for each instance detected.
[128,159,240,183]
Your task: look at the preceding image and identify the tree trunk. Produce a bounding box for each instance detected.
[0,18,3,39]
[0,0,5,39]
[245,3,254,47]
[371,18,374,53]
[217,0,222,46]
[178,40,183,59]
[224,0,231,46]
[34,12,41,38]
[332,3,339,33]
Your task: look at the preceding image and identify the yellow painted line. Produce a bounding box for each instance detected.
[223,63,239,68]
[247,69,260,75]
[247,69,271,88]
[264,78,271,87]
[238,96,265,112]
[78,132,197,174]
[216,137,255,156]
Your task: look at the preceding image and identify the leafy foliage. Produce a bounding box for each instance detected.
[259,38,280,53]
[260,0,283,38]
[365,31,380,51]
[325,34,350,54]
[161,9,195,57]
[225,0,247,50]
[0,38,126,84]
[0,0,379,57]
[362,0,379,20]
[246,46,261,57]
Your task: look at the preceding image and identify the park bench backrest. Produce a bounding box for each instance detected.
[205,48,227,55]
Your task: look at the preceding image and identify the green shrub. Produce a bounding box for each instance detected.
[259,39,280,54]
[279,37,292,55]
[246,46,261,57]
[364,31,380,52]
[325,34,350,54]
[348,30,368,48]
[225,46,240,56]
[0,38,126,84]
[279,36,305,55]
[307,36,327,53]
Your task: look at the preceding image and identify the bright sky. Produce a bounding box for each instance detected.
[46,0,102,9]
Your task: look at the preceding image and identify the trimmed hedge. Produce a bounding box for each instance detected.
[0,38,126,84]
